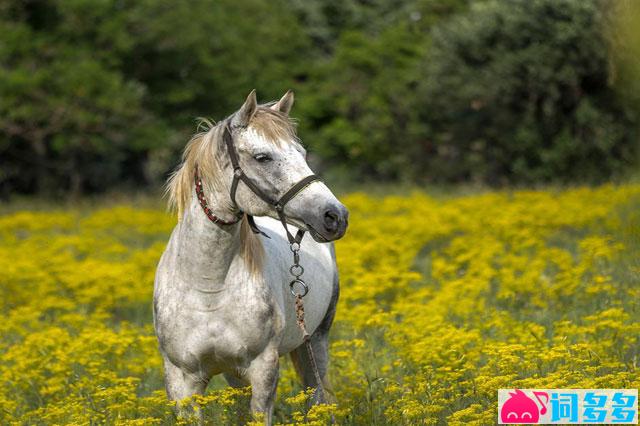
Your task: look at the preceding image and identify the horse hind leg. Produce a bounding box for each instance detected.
[224,371,249,388]
[290,330,334,404]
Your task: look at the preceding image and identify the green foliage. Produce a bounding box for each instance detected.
[417,0,638,184]
[121,0,309,124]
[293,0,471,180]
[300,0,638,184]
[0,1,159,195]
[0,0,638,196]
[299,26,426,179]
[0,0,308,196]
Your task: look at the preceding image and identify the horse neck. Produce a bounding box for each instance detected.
[176,193,241,289]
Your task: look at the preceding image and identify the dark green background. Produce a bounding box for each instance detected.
[1,0,638,197]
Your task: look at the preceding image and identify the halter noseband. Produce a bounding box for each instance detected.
[195,123,321,245]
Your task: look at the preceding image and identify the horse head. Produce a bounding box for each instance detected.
[224,90,349,242]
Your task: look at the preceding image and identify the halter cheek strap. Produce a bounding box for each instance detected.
[223,124,321,244]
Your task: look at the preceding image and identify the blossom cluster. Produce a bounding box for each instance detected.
[0,185,638,424]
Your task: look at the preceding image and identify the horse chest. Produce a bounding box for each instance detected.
[163,286,283,370]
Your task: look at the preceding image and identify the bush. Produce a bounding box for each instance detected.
[417,0,638,184]
[1,0,637,195]
[0,0,308,197]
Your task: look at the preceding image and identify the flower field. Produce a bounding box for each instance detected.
[1,185,639,425]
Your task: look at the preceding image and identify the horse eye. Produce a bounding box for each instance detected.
[253,153,272,163]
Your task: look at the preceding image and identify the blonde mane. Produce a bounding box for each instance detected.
[165,106,299,275]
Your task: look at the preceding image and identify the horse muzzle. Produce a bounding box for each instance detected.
[305,202,349,242]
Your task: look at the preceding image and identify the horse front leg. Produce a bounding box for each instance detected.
[246,344,279,425]
[162,355,209,422]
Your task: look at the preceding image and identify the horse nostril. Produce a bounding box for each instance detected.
[324,208,339,233]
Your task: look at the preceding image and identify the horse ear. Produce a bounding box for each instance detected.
[232,89,257,127]
[271,90,294,115]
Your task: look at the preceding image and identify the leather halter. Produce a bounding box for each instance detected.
[194,165,241,226]
[195,122,321,245]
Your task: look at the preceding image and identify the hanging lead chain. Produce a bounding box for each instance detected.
[290,241,310,340]
[289,242,308,298]
[288,242,327,407]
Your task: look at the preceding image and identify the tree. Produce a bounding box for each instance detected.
[298,25,425,180]
[293,0,471,181]
[0,2,158,197]
[0,0,310,196]
[417,0,638,184]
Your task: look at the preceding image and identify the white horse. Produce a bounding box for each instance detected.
[154,90,348,424]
